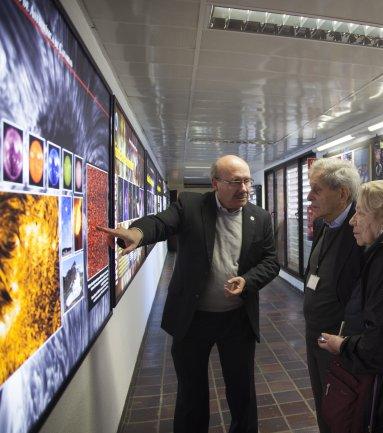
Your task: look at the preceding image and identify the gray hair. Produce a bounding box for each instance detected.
[358,180,383,223]
[309,158,361,202]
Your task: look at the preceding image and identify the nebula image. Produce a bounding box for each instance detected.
[48,143,60,189]
[86,165,109,279]
[2,123,23,183]
[0,192,60,386]
[60,196,72,256]
[73,197,83,251]
[63,151,73,190]
[74,156,83,193]
[28,136,44,186]
[61,252,84,312]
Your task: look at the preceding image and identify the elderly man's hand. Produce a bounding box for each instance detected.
[224,276,246,297]
[317,333,344,355]
[96,226,143,255]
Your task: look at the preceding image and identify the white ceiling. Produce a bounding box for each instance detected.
[79,0,383,185]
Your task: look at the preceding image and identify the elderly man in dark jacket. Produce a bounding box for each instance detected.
[99,155,280,433]
[304,158,364,433]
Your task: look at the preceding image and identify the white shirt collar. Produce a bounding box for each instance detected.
[326,202,352,229]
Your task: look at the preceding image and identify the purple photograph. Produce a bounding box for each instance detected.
[2,121,23,184]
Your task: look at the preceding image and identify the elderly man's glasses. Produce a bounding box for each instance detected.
[216,178,255,188]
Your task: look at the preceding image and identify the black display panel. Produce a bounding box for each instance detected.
[0,1,111,432]
[113,101,145,303]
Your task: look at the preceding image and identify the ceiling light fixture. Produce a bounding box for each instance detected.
[185,166,211,169]
[367,121,383,131]
[209,6,383,49]
[316,135,354,152]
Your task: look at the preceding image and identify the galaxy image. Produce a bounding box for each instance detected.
[0,1,111,432]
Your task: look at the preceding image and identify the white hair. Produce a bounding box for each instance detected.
[358,180,383,223]
[309,158,361,202]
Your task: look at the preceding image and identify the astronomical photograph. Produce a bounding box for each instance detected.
[73,197,83,251]
[0,0,111,430]
[2,121,24,184]
[61,196,73,257]
[123,179,130,221]
[0,192,60,386]
[61,252,84,313]
[354,147,370,183]
[48,142,61,189]
[86,164,109,280]
[62,150,73,191]
[28,134,45,187]
[112,103,146,304]
[117,176,124,223]
[74,155,83,194]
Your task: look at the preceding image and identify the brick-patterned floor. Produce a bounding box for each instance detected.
[118,253,318,433]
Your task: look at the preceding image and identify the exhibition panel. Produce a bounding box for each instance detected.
[0,0,112,431]
[113,101,146,304]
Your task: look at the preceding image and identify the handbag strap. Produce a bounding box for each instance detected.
[368,375,381,433]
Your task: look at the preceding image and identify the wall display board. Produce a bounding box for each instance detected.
[145,155,157,254]
[146,156,157,216]
[372,136,383,180]
[156,172,164,213]
[113,102,145,303]
[162,181,169,211]
[354,147,370,183]
[0,1,111,432]
[330,146,370,183]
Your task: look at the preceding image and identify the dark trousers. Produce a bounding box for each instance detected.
[306,331,333,433]
[171,307,257,433]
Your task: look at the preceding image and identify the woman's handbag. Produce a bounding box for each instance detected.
[321,356,377,433]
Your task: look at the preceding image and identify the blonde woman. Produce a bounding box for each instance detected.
[319,180,383,432]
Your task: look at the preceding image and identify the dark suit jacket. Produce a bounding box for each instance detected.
[304,202,364,314]
[131,191,280,341]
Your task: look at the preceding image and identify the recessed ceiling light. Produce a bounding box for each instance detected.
[316,135,354,152]
[368,121,383,131]
[209,6,383,48]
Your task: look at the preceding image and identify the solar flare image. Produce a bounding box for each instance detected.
[73,197,83,251]
[0,192,61,386]
[29,136,44,186]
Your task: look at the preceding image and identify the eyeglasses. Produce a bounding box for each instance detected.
[216,178,255,188]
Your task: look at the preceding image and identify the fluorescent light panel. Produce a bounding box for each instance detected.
[317,135,354,152]
[368,121,383,131]
[210,6,383,48]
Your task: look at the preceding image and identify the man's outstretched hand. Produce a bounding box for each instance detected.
[96,226,143,255]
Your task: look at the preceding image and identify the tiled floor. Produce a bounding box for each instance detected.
[119,254,319,433]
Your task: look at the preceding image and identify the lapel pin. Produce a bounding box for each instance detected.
[250,216,255,221]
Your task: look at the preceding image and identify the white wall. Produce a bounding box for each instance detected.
[40,242,167,433]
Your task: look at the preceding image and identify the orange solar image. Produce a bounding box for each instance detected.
[0,192,61,386]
